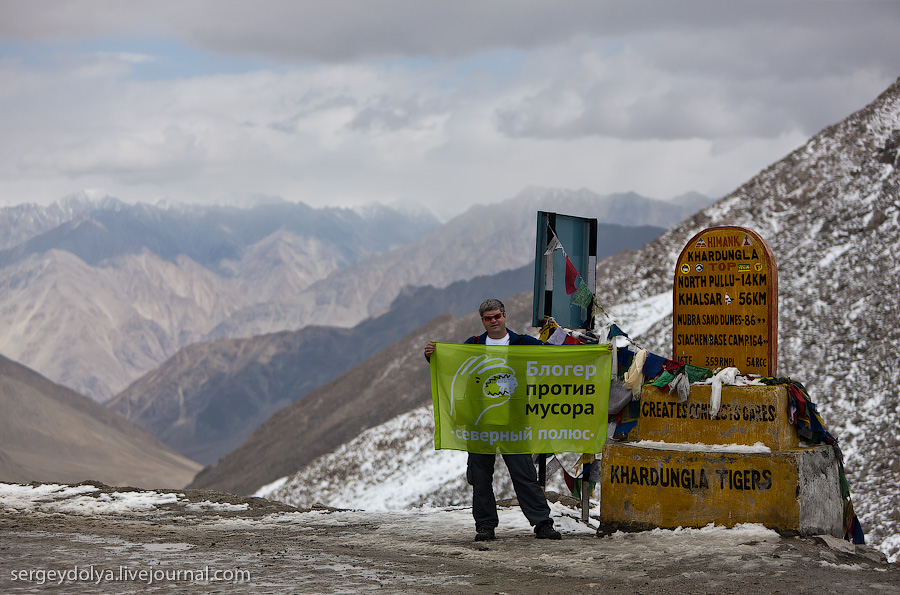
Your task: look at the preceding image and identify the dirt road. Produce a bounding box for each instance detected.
[0,483,896,594]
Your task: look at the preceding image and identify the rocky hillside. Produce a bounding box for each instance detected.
[0,355,201,488]
[617,77,900,559]
[0,198,438,401]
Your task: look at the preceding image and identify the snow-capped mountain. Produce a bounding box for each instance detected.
[0,191,123,251]
[0,198,439,401]
[250,78,900,561]
[0,189,700,402]
[202,189,706,340]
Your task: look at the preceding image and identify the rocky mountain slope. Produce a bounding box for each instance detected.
[0,198,438,401]
[212,190,707,340]
[212,78,900,561]
[0,355,201,488]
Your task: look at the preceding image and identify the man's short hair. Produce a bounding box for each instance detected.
[479,299,505,317]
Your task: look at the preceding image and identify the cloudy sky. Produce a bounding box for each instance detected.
[0,1,897,218]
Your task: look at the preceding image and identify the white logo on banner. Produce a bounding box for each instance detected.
[450,354,518,426]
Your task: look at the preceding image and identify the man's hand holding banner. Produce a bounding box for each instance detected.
[430,343,612,454]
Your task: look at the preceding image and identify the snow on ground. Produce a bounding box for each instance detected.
[1,481,781,544]
[0,484,236,516]
[0,483,100,505]
[0,481,593,538]
[2,479,895,595]
[184,501,249,513]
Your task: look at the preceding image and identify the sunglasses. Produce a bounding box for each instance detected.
[482,312,504,322]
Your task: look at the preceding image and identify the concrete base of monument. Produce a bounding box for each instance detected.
[599,442,844,537]
[636,384,800,450]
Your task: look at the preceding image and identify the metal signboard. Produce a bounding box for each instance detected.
[532,211,598,329]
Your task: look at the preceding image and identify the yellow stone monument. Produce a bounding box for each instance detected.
[599,227,844,536]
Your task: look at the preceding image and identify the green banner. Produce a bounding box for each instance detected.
[430,343,612,454]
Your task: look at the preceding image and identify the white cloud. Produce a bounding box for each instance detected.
[0,1,897,216]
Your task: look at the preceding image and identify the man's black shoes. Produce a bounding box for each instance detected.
[474,523,560,541]
[474,527,496,541]
[534,521,561,540]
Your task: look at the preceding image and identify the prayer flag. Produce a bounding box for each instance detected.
[607,324,628,339]
[570,279,593,309]
[566,256,578,295]
[544,454,563,478]
[565,256,579,294]
[544,234,562,256]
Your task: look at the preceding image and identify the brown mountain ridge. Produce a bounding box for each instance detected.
[0,354,201,489]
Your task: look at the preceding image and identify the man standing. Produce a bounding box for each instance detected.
[424,298,561,541]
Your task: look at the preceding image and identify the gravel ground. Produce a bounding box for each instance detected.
[0,482,897,594]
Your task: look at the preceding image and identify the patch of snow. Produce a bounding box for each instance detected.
[184,501,249,512]
[817,243,853,268]
[0,483,181,515]
[253,476,289,499]
[0,483,99,509]
[608,291,672,339]
[879,533,900,564]
[818,561,868,571]
[52,491,183,515]
[632,441,773,453]
[142,543,195,552]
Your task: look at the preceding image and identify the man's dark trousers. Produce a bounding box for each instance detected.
[467,452,552,529]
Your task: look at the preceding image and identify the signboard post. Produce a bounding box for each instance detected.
[532,211,598,330]
[531,211,599,505]
[672,226,778,376]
